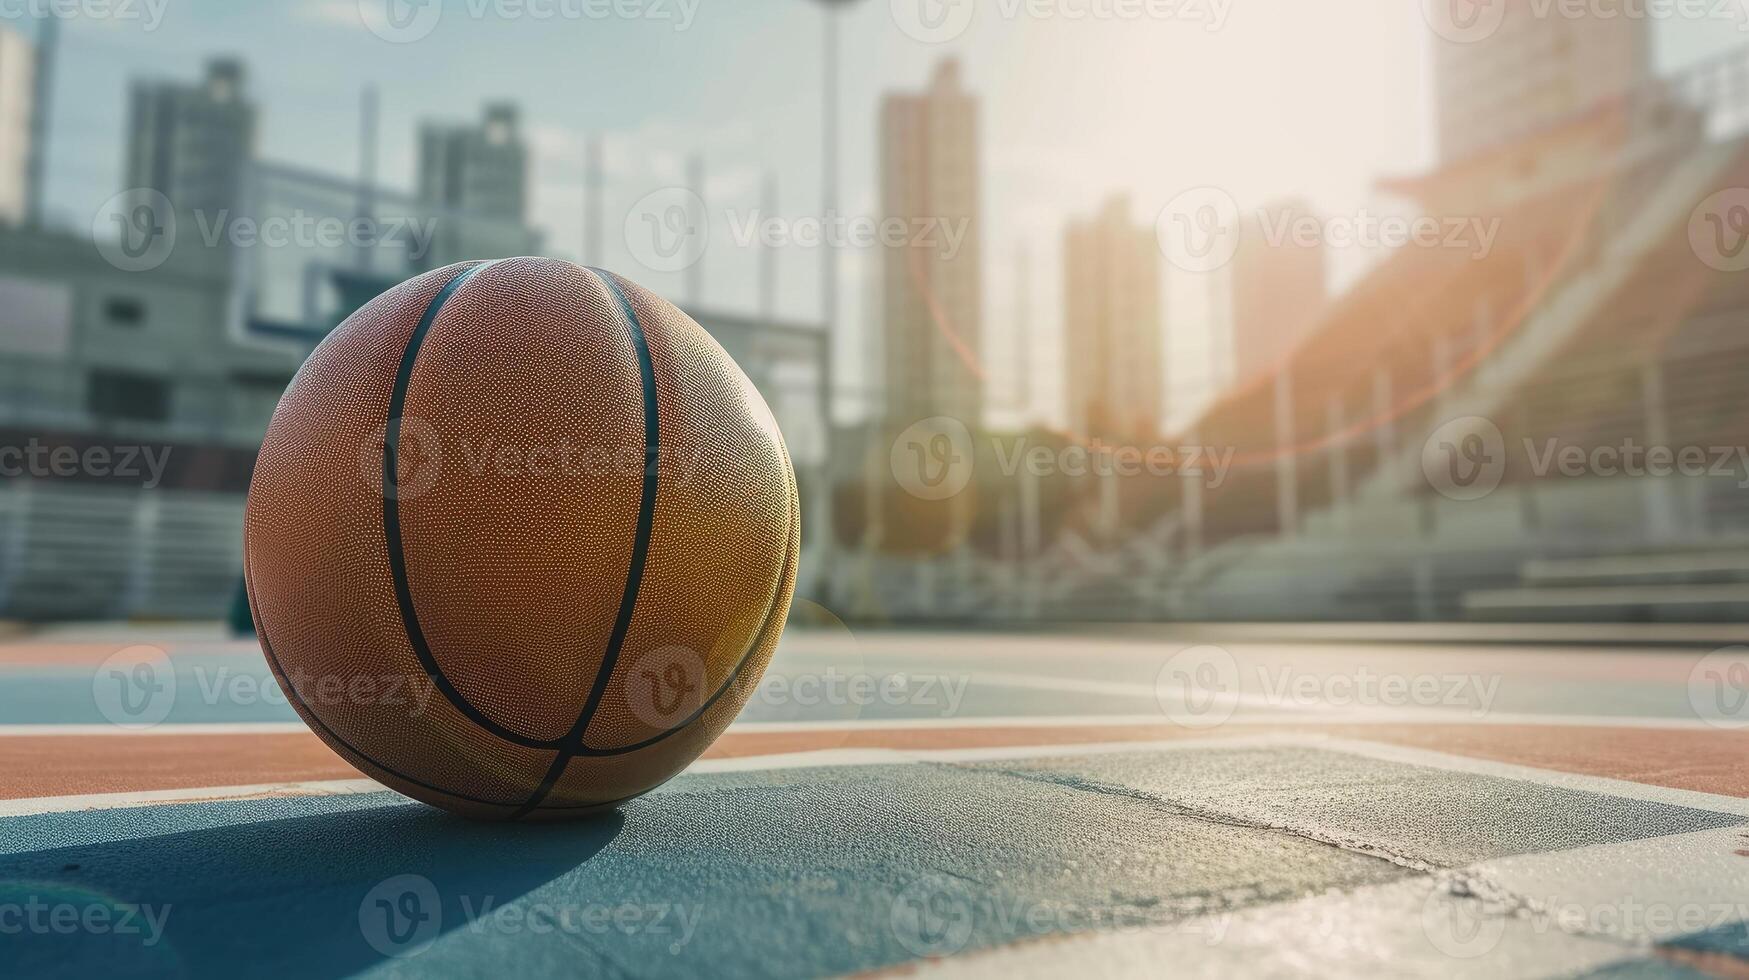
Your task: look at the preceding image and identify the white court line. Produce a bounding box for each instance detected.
[0,779,383,818]
[0,711,1731,737]
[735,712,1737,731]
[1309,734,1749,818]
[955,670,1340,714]
[10,729,1749,820]
[896,788,1749,979]
[0,723,313,737]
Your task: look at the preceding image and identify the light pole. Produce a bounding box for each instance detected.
[809,0,865,430]
[806,0,865,601]
[25,12,60,229]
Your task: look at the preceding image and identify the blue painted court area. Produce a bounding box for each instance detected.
[4,742,1747,978]
[6,629,1749,978]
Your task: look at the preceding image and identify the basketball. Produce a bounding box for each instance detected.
[243,257,800,821]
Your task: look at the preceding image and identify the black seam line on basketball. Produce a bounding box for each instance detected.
[243,546,529,810]
[549,399,801,776]
[382,261,562,753]
[542,442,798,798]
[570,479,797,759]
[542,505,797,808]
[509,267,661,820]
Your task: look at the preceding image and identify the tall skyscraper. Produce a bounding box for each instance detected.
[124,59,256,217]
[1434,7,1651,162]
[0,25,34,226]
[417,103,527,221]
[1231,200,1327,388]
[880,59,983,426]
[1064,196,1163,440]
[416,103,532,268]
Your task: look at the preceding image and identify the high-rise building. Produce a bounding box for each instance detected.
[0,25,34,226]
[415,103,533,267]
[1231,200,1327,388]
[1064,196,1163,439]
[124,59,256,217]
[1434,7,1651,162]
[417,103,527,221]
[880,59,983,426]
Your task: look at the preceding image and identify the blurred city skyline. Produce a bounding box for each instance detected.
[8,0,1737,432]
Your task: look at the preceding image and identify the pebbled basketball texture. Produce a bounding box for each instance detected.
[244,258,799,820]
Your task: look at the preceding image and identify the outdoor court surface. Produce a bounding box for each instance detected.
[5,625,1749,978]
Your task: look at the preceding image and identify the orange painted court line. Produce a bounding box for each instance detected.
[0,732,354,800]
[4,720,1749,804]
[0,643,262,667]
[1334,723,1749,799]
[0,644,164,668]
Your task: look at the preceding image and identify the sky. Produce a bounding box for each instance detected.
[8,0,1745,428]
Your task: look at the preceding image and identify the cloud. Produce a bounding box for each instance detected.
[296,0,363,29]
